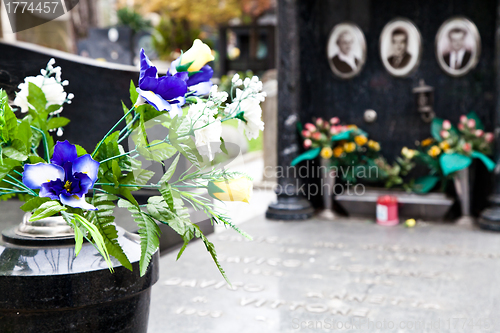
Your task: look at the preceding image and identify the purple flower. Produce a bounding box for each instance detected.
[22,141,99,210]
[136,49,188,116]
[169,59,213,96]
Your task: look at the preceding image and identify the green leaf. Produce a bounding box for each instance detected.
[122,101,133,127]
[71,213,114,271]
[75,144,88,156]
[27,82,47,113]
[0,159,21,180]
[28,155,45,164]
[118,199,161,276]
[467,111,484,130]
[3,143,28,161]
[29,201,67,221]
[3,103,18,142]
[129,80,139,106]
[159,154,180,183]
[200,233,230,284]
[220,137,229,155]
[65,215,84,256]
[412,175,440,194]
[471,150,495,171]
[20,197,51,212]
[291,147,321,166]
[47,117,70,130]
[85,194,132,270]
[46,104,62,114]
[160,183,175,212]
[137,140,177,162]
[439,153,472,176]
[16,118,32,153]
[430,118,444,142]
[331,130,353,141]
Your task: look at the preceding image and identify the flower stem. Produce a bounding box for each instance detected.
[92,107,135,158]
[95,182,160,188]
[29,125,50,161]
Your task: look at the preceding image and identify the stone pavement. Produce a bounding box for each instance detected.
[148,216,500,333]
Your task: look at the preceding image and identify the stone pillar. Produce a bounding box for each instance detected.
[478,2,500,230]
[266,0,313,220]
[261,69,277,183]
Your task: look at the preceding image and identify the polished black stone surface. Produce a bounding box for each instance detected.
[0,41,138,152]
[0,226,159,333]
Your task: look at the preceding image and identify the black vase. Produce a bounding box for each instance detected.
[0,218,159,333]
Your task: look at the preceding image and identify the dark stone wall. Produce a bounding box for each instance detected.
[297,0,497,160]
[0,42,138,152]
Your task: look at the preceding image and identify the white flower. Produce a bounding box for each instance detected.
[14,75,67,113]
[187,102,222,161]
[236,98,264,140]
[209,85,228,104]
[231,73,240,83]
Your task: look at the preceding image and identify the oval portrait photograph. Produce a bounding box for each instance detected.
[327,23,367,79]
[435,17,480,77]
[379,18,422,77]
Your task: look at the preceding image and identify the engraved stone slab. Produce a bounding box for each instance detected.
[148,217,500,332]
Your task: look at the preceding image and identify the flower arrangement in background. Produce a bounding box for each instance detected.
[293,117,407,187]
[401,112,494,193]
[1,40,265,280]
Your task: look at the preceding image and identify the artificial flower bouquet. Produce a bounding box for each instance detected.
[0,39,265,279]
[293,117,409,187]
[402,112,494,193]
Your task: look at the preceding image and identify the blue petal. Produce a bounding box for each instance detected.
[23,163,65,189]
[175,71,189,82]
[139,75,159,91]
[187,65,213,86]
[137,89,173,112]
[156,75,188,101]
[139,49,158,87]
[60,194,97,210]
[70,173,94,197]
[72,155,99,183]
[51,141,78,166]
[40,179,64,200]
[188,81,213,96]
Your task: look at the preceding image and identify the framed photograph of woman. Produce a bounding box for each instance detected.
[435,17,480,77]
[327,23,367,79]
[379,18,422,77]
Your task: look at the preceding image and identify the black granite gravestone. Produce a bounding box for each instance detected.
[268,0,500,217]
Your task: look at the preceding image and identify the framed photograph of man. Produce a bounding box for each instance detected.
[379,18,422,77]
[327,23,367,79]
[435,17,480,77]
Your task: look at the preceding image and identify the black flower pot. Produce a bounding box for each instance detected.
[0,219,159,333]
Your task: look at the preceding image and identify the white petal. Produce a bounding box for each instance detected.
[137,89,172,112]
[60,194,97,210]
[23,163,65,189]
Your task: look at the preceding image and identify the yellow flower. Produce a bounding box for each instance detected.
[208,176,253,203]
[428,145,441,158]
[347,124,358,130]
[354,135,368,146]
[320,147,333,159]
[333,146,343,157]
[421,138,433,147]
[405,219,416,228]
[367,140,380,151]
[401,147,416,159]
[439,141,450,151]
[181,39,215,72]
[344,142,356,153]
